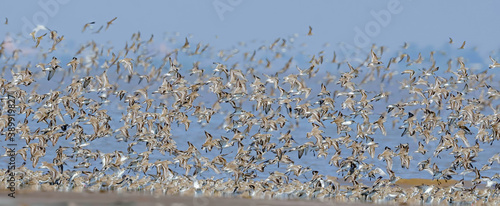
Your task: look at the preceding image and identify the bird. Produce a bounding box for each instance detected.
[35,33,47,48]
[489,56,500,69]
[368,49,382,67]
[459,41,466,49]
[67,57,79,73]
[415,141,427,155]
[307,26,313,36]
[182,37,190,49]
[106,17,117,30]
[82,21,95,32]
[202,131,216,152]
[94,25,104,33]
[46,56,61,80]
[373,113,387,136]
[30,24,49,41]
[119,58,134,75]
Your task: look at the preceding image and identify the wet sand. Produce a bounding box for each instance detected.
[0,190,371,206]
[0,178,481,206]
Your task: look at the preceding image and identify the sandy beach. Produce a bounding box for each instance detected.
[1,178,483,206]
[1,190,372,206]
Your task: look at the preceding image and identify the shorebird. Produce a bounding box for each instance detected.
[82,21,95,32]
[373,113,387,136]
[489,56,500,69]
[30,25,49,40]
[105,17,117,30]
[378,146,395,170]
[182,37,190,49]
[415,141,427,155]
[459,41,466,49]
[119,58,134,75]
[42,56,61,81]
[368,49,382,67]
[67,57,79,73]
[34,33,47,48]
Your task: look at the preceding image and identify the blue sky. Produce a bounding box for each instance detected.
[1,0,499,57]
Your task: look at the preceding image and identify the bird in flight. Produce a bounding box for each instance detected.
[119,58,134,75]
[182,37,190,49]
[47,56,61,81]
[489,56,500,69]
[82,21,95,33]
[368,49,382,67]
[30,25,50,41]
[35,33,47,48]
[459,41,466,49]
[106,17,117,30]
[307,26,313,36]
[67,57,79,73]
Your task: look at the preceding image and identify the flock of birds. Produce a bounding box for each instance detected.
[2,19,500,205]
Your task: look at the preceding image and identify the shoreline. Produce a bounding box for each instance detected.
[0,178,484,206]
[1,190,371,206]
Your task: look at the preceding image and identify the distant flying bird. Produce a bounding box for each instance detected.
[106,17,117,30]
[368,49,382,67]
[489,56,500,69]
[307,26,313,36]
[119,58,134,75]
[67,57,79,73]
[82,21,95,33]
[35,33,47,48]
[182,37,190,49]
[47,56,60,81]
[94,25,104,34]
[30,25,50,41]
[459,41,466,49]
[402,42,409,49]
